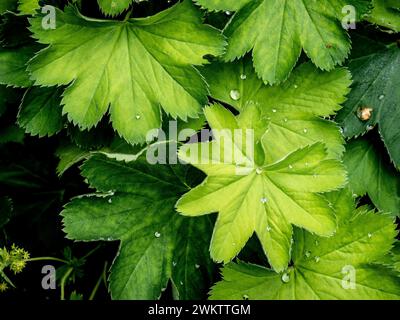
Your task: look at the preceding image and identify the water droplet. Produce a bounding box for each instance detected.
[283,118,288,122]
[256,168,263,175]
[230,89,241,101]
[135,114,141,120]
[339,127,344,134]
[172,261,177,267]
[161,287,166,292]
[108,198,112,204]
[294,84,298,89]
[281,273,290,283]
[180,281,184,285]
[368,233,373,238]
[272,109,277,113]
[288,165,293,169]
[107,237,112,241]
[240,74,247,80]
[260,197,268,204]
[379,95,385,100]
[266,226,272,232]
[195,264,200,269]
[243,294,249,300]
[305,250,311,258]
[154,232,161,238]
[314,256,320,263]
[225,10,232,15]
[303,128,308,133]
[366,124,374,131]
[315,240,319,246]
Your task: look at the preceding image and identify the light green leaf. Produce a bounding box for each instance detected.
[344,138,400,215]
[28,1,225,144]
[62,154,215,299]
[211,189,400,300]
[366,0,400,32]
[18,87,64,137]
[336,39,400,168]
[176,104,347,271]
[201,58,350,163]
[97,0,135,16]
[196,0,370,84]
[18,0,39,15]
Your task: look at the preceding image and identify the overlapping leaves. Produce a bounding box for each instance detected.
[28,1,225,144]
[336,37,400,168]
[211,189,400,300]
[62,154,215,299]
[177,104,347,272]
[195,0,370,84]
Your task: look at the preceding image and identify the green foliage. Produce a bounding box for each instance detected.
[344,138,400,215]
[62,154,215,299]
[211,189,400,300]
[196,0,370,84]
[0,0,399,301]
[177,104,347,271]
[28,1,225,144]
[337,37,400,168]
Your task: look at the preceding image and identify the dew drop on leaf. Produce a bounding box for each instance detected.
[230,89,241,101]
[314,256,320,263]
[281,273,290,283]
[379,95,385,100]
[243,294,249,300]
[154,231,161,238]
[195,264,200,269]
[368,233,373,238]
[305,250,311,258]
[240,74,247,80]
[256,168,263,175]
[260,197,268,204]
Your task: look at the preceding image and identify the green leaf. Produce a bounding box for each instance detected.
[196,0,370,84]
[97,0,133,16]
[18,87,64,137]
[211,189,400,300]
[28,1,225,144]
[336,39,400,168]
[62,154,215,299]
[201,57,351,163]
[343,138,400,215]
[380,241,400,273]
[0,0,17,14]
[18,0,40,15]
[0,46,36,87]
[366,0,400,32]
[56,143,90,177]
[176,104,347,271]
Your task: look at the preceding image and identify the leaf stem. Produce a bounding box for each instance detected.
[89,261,108,300]
[27,257,69,264]
[60,267,73,300]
